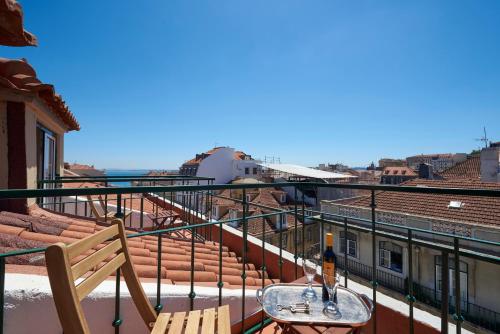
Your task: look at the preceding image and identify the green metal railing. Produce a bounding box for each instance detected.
[0,178,498,334]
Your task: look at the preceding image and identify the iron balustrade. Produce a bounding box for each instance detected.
[0,179,498,334]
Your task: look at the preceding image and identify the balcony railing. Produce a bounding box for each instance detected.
[0,177,498,334]
[336,255,500,332]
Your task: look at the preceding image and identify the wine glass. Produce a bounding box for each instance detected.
[302,259,318,300]
[323,271,341,318]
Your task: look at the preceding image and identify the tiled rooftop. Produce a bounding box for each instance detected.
[184,147,249,165]
[382,166,417,176]
[0,58,79,130]
[0,0,37,46]
[330,179,500,227]
[0,209,279,288]
[214,188,302,237]
[439,154,481,180]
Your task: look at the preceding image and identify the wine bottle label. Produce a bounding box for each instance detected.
[323,262,335,276]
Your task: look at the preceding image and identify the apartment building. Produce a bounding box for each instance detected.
[321,178,500,323]
[378,158,407,169]
[0,58,79,213]
[211,182,319,254]
[406,153,467,172]
[179,146,261,184]
[380,166,418,185]
[480,142,500,183]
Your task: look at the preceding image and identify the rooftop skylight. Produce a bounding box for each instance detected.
[448,201,464,209]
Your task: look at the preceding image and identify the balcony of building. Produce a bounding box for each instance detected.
[0,176,498,333]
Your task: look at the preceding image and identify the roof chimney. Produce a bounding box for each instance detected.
[480,144,500,183]
[418,163,434,179]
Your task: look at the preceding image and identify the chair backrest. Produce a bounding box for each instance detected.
[45,219,157,333]
[86,195,105,219]
[97,195,108,212]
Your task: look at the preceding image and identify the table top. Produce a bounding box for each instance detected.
[257,283,373,328]
[147,210,180,219]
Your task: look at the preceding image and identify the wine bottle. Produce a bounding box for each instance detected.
[322,232,338,302]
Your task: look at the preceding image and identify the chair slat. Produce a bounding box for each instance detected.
[71,239,122,279]
[86,195,105,217]
[217,305,231,334]
[67,224,119,259]
[201,308,215,334]
[167,311,186,334]
[76,252,125,300]
[151,313,172,334]
[185,310,201,333]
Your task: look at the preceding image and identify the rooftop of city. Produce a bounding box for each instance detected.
[0,1,499,334]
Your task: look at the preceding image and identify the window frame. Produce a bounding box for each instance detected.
[379,241,403,273]
[339,231,357,258]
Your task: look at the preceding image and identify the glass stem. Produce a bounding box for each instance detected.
[308,279,312,291]
[329,289,334,303]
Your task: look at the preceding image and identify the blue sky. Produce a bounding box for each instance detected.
[2,1,499,169]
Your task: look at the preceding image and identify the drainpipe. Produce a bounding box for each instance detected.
[415,246,421,283]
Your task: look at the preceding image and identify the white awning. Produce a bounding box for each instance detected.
[259,163,357,179]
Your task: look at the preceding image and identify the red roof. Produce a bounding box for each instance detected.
[0,58,79,131]
[382,167,417,176]
[184,147,249,165]
[0,208,279,287]
[0,0,37,46]
[440,155,480,180]
[332,179,500,228]
[214,188,302,236]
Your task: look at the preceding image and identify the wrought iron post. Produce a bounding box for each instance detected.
[441,251,449,334]
[370,190,377,334]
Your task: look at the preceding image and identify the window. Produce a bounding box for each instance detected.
[307,228,313,242]
[340,231,357,257]
[379,241,403,273]
[435,256,468,308]
[36,125,57,186]
[280,194,286,203]
[245,167,249,175]
[253,167,258,174]
[228,209,239,227]
[277,214,287,230]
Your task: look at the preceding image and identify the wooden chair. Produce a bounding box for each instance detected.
[86,195,132,222]
[45,218,231,334]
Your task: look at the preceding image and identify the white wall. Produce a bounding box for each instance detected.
[196,147,236,184]
[232,159,260,179]
[4,273,259,334]
[480,146,500,183]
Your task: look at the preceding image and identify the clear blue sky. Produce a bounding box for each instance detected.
[2,0,499,169]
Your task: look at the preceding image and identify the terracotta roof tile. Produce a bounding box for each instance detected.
[0,210,278,286]
[0,0,37,46]
[440,155,481,180]
[382,167,417,176]
[216,188,303,237]
[0,58,79,130]
[335,179,500,227]
[183,147,250,165]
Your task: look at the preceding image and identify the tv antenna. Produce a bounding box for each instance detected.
[475,126,489,148]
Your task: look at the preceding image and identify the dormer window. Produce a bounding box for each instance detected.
[280,194,286,203]
[246,194,252,203]
[212,205,219,219]
[229,209,239,227]
[278,214,288,230]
